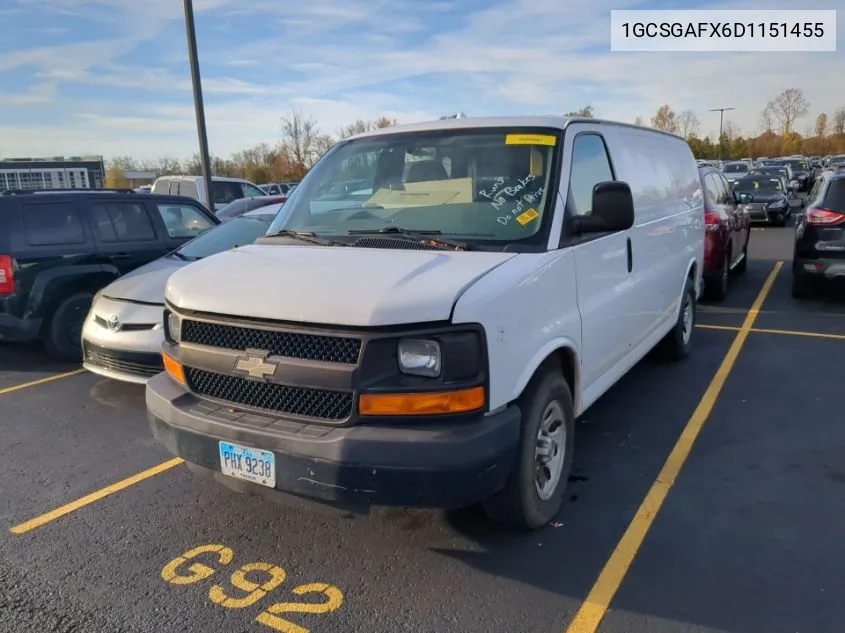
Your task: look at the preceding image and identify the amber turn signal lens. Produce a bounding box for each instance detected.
[162,351,186,384]
[359,386,485,416]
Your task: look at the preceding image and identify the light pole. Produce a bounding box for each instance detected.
[183,0,214,209]
[709,107,735,161]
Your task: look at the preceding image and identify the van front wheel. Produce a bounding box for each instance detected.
[483,371,575,531]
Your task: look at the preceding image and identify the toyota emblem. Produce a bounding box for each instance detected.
[106,314,121,332]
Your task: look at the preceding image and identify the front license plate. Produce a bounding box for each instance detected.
[218,441,276,488]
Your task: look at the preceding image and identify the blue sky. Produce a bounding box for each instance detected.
[0,0,842,160]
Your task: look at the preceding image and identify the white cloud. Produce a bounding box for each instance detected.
[0,0,843,159]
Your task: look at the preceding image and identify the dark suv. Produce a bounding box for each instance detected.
[0,189,219,359]
[792,172,845,298]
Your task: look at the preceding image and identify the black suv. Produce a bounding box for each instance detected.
[0,189,219,359]
[792,172,845,298]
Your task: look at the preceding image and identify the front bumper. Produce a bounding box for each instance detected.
[81,296,164,383]
[745,204,787,223]
[146,372,521,511]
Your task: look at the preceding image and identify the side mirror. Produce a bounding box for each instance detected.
[735,191,752,204]
[573,181,635,234]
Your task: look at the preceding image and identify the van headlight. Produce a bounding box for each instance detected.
[398,339,441,377]
[165,311,181,343]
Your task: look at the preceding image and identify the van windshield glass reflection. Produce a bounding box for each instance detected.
[265,129,560,246]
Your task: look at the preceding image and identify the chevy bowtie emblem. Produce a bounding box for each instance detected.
[233,351,278,380]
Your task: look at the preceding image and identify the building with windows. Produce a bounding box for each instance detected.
[0,156,106,191]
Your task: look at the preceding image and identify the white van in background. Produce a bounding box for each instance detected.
[151,175,267,211]
[147,116,704,531]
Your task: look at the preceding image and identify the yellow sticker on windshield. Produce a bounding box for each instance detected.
[516,208,540,225]
[506,134,557,146]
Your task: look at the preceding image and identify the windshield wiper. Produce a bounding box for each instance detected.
[263,229,347,246]
[347,226,472,251]
[170,251,197,261]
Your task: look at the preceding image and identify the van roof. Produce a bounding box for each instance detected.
[345,115,685,141]
[153,175,251,183]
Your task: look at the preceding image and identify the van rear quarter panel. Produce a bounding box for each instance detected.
[603,126,704,346]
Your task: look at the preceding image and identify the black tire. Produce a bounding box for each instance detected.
[734,237,748,275]
[791,271,816,299]
[705,250,729,302]
[483,370,575,531]
[44,292,94,361]
[658,276,696,361]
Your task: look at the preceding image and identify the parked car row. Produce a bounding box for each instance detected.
[0,187,286,360]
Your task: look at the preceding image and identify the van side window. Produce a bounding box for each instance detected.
[180,180,199,199]
[21,202,86,246]
[568,134,614,216]
[213,181,243,206]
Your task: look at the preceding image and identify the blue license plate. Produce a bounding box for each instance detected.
[218,441,276,488]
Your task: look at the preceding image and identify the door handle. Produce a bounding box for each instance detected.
[111,253,132,259]
[626,237,632,273]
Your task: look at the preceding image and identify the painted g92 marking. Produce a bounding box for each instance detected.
[161,544,344,632]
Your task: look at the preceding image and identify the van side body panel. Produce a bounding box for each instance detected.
[455,121,703,417]
[604,126,704,350]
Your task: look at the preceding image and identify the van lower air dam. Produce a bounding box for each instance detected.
[610,10,837,52]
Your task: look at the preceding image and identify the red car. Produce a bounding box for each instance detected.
[698,166,751,300]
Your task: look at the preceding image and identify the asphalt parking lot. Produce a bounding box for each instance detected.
[2,223,844,633]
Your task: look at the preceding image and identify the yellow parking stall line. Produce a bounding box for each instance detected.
[697,323,845,341]
[564,261,783,633]
[9,457,184,535]
[0,368,86,395]
[751,327,845,341]
[695,324,740,332]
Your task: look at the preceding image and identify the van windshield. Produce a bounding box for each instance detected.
[267,128,559,246]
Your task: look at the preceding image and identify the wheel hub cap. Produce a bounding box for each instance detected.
[534,400,566,501]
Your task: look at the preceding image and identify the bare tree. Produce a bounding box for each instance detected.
[650,105,678,133]
[813,114,828,138]
[676,110,701,139]
[722,120,740,142]
[832,107,845,135]
[758,103,775,133]
[768,88,810,135]
[155,155,183,175]
[338,119,373,139]
[373,116,396,128]
[281,107,319,171]
[313,134,336,159]
[564,105,594,118]
[633,115,645,126]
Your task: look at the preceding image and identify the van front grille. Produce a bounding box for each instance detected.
[185,367,353,421]
[181,319,361,365]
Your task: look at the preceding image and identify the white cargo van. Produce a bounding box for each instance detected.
[146,116,704,530]
[151,175,267,211]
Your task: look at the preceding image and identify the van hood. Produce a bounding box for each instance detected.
[103,255,185,304]
[165,244,517,326]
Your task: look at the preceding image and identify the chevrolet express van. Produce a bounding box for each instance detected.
[151,175,267,211]
[146,116,704,530]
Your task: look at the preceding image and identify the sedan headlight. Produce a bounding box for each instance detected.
[767,199,786,210]
[397,339,441,377]
[166,311,181,343]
